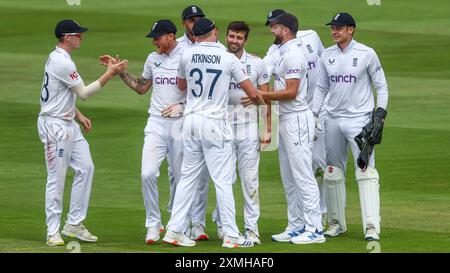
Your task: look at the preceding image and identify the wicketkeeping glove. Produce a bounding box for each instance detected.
[368,107,387,144]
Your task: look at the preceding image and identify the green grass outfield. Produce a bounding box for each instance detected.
[1,0,450,253]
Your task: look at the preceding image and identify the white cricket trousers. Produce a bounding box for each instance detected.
[187,164,209,227]
[167,114,240,238]
[324,113,375,171]
[141,115,184,228]
[278,110,323,233]
[37,116,94,236]
[212,122,261,235]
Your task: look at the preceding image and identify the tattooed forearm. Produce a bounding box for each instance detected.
[119,71,149,94]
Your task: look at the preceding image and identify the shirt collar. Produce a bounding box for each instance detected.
[239,49,248,63]
[279,38,297,56]
[295,31,303,46]
[55,46,71,58]
[198,41,221,47]
[184,33,195,45]
[339,39,356,53]
[165,42,181,57]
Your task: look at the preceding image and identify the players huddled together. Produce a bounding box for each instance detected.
[38,5,388,248]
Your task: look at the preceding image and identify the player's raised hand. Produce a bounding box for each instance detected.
[99,54,121,66]
[106,59,128,75]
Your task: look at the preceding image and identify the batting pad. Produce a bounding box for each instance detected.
[324,166,347,232]
[356,166,381,234]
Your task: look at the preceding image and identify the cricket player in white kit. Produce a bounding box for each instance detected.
[211,21,271,245]
[252,13,325,244]
[101,20,187,244]
[311,12,389,241]
[263,9,328,224]
[38,19,127,246]
[162,18,265,248]
[173,5,212,241]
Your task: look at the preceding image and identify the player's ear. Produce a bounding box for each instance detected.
[348,26,355,35]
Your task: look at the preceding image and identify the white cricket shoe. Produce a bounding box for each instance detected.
[324,220,345,237]
[364,225,380,241]
[163,230,196,247]
[145,227,161,244]
[62,223,98,242]
[222,235,254,248]
[190,224,209,241]
[290,230,326,245]
[271,227,305,242]
[244,229,261,245]
[47,232,65,247]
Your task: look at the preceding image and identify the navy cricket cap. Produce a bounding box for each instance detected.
[146,19,177,38]
[271,13,298,33]
[192,18,216,36]
[326,12,356,27]
[182,5,205,20]
[265,9,285,26]
[55,19,88,38]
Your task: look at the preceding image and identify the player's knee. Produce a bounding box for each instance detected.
[78,161,94,177]
[324,165,345,183]
[355,166,379,184]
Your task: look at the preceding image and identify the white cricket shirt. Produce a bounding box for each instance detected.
[178,42,249,120]
[142,43,186,116]
[273,38,310,116]
[39,47,83,120]
[264,30,324,105]
[228,49,269,125]
[311,39,388,118]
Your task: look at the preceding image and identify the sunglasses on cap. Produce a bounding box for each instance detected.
[62,33,82,38]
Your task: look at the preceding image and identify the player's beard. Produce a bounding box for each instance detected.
[273,34,282,45]
[186,30,194,41]
[227,44,243,54]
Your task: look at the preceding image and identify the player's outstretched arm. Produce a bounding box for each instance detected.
[71,58,128,100]
[118,71,152,95]
[75,107,92,133]
[261,78,300,101]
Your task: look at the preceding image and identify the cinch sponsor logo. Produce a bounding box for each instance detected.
[229,82,242,90]
[286,68,301,75]
[155,77,177,85]
[307,61,315,70]
[330,74,357,83]
[274,74,281,81]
